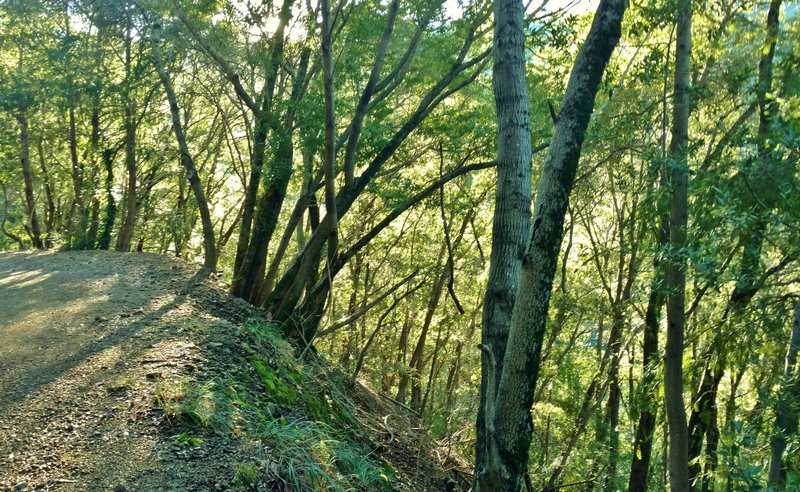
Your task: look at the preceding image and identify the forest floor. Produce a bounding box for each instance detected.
[0,251,470,491]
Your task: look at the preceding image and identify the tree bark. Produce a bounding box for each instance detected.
[664,0,692,489]
[628,243,666,492]
[473,0,533,480]
[16,114,43,249]
[36,132,56,247]
[229,0,299,298]
[151,19,218,270]
[767,302,800,489]
[68,106,87,249]
[474,1,626,489]
[97,149,117,250]
[115,23,137,252]
[239,49,310,302]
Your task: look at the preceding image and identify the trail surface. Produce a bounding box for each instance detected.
[0,251,472,492]
[0,251,253,491]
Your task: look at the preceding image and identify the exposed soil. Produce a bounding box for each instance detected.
[0,251,471,492]
[0,251,263,491]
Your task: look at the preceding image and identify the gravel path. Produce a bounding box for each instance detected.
[0,251,253,491]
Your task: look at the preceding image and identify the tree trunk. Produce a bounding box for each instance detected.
[602,309,624,491]
[664,0,692,489]
[767,302,800,489]
[320,0,338,285]
[36,131,55,247]
[16,114,43,249]
[265,12,493,330]
[628,253,666,491]
[68,106,87,249]
[473,0,533,479]
[152,19,217,270]
[239,49,310,301]
[230,0,299,298]
[475,1,626,489]
[115,25,137,253]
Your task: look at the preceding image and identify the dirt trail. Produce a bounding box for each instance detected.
[0,251,254,491]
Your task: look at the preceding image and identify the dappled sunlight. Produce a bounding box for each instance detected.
[0,269,51,289]
[0,252,238,489]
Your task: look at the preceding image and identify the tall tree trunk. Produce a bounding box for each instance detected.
[628,244,666,491]
[629,29,672,489]
[230,0,299,298]
[239,49,310,302]
[151,19,217,270]
[320,0,338,288]
[767,302,800,489]
[602,309,624,491]
[68,106,87,249]
[116,24,137,252]
[17,114,43,249]
[664,0,692,489]
[474,1,626,489]
[36,131,56,247]
[473,0,533,480]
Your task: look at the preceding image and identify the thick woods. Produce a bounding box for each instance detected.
[0,0,798,489]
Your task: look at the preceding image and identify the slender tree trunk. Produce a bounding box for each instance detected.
[87,197,100,248]
[265,13,493,329]
[399,245,446,404]
[664,0,692,489]
[691,6,783,487]
[68,106,87,249]
[767,302,800,489]
[151,20,217,270]
[628,247,666,491]
[116,25,137,252]
[321,0,338,281]
[602,309,624,491]
[16,115,43,249]
[475,1,626,489]
[36,132,56,247]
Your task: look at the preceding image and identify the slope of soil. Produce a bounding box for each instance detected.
[0,251,470,491]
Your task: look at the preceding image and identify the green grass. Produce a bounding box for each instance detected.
[154,378,231,432]
[151,317,396,490]
[232,461,259,487]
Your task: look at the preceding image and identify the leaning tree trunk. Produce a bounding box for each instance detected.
[664,0,692,489]
[230,0,298,299]
[474,0,626,489]
[151,19,217,270]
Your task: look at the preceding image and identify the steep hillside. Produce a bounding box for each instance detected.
[0,251,470,491]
